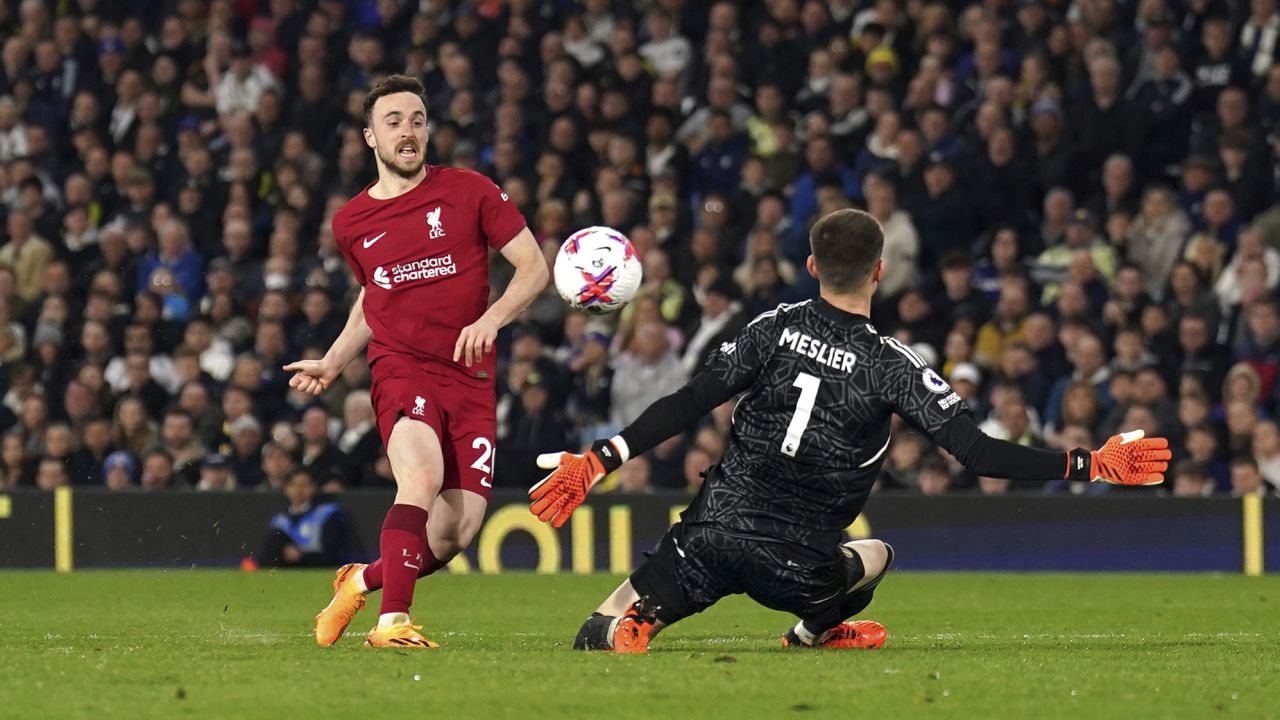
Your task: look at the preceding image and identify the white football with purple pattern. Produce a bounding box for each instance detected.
[553,226,643,315]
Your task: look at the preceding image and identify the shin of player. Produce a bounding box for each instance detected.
[290,74,546,649]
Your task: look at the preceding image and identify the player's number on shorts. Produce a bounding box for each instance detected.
[781,373,821,457]
[470,437,493,473]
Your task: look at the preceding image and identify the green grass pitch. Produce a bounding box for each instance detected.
[2,571,1278,719]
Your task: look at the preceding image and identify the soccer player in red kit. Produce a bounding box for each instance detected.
[285,75,548,649]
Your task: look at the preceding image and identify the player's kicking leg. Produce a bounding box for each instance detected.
[314,487,486,646]
[315,418,443,648]
[780,539,893,650]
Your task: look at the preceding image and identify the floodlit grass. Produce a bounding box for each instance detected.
[2,571,1277,719]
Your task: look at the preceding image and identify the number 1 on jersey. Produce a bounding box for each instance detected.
[781,372,821,457]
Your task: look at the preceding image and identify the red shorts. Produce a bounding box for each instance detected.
[369,354,497,499]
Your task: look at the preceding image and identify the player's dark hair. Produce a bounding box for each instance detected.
[362,74,428,126]
[808,209,884,293]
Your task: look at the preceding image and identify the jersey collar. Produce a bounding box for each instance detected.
[814,298,870,329]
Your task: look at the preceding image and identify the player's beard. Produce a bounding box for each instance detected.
[378,139,426,179]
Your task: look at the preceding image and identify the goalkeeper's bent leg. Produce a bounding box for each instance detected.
[835,540,894,619]
[786,540,894,645]
[573,579,671,651]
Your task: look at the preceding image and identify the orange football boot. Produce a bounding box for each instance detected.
[611,597,660,654]
[365,621,440,649]
[782,620,887,649]
[314,563,367,647]
[817,620,887,649]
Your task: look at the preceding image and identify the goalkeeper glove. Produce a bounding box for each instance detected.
[1067,429,1171,485]
[529,438,625,528]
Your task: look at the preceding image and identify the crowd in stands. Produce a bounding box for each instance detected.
[0,0,1278,499]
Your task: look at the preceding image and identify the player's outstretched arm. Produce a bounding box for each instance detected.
[530,371,736,526]
[532,305,779,526]
[284,287,372,395]
[931,415,1172,486]
[455,228,548,367]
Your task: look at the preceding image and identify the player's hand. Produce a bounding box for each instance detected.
[1068,430,1172,485]
[454,316,500,368]
[529,440,624,528]
[282,358,340,396]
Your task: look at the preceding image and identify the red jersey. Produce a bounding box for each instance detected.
[334,166,527,382]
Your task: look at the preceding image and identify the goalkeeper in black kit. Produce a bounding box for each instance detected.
[529,209,1171,653]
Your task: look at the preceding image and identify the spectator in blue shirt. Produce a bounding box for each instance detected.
[789,134,860,231]
[137,218,203,303]
[689,110,748,202]
[260,469,351,568]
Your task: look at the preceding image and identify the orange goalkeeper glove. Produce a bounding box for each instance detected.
[529,439,625,528]
[1067,429,1172,485]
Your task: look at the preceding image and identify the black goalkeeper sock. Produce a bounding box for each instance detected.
[573,613,616,651]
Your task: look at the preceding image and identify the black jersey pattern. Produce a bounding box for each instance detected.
[683,298,970,549]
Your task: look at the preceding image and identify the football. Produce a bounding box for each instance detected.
[552,226,643,314]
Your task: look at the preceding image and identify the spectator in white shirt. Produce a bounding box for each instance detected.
[181,316,234,382]
[0,96,28,162]
[215,42,278,117]
[1240,0,1280,79]
[681,275,744,375]
[640,9,692,79]
[863,173,920,297]
[610,321,688,427]
[1252,420,1280,490]
[109,69,143,146]
[105,323,178,394]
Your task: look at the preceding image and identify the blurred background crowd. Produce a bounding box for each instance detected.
[0,0,1278,501]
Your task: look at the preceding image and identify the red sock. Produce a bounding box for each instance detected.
[362,543,445,591]
[377,504,430,615]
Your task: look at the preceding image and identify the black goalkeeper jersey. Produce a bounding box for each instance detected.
[681,298,970,549]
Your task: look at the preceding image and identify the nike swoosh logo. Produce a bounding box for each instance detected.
[403,562,420,570]
[479,477,492,488]
[362,231,387,249]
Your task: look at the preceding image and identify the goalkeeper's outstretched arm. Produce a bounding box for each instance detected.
[529,305,782,528]
[930,414,1171,486]
[529,372,734,527]
[603,372,733,466]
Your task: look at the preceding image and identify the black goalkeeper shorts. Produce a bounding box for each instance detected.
[629,522,864,626]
